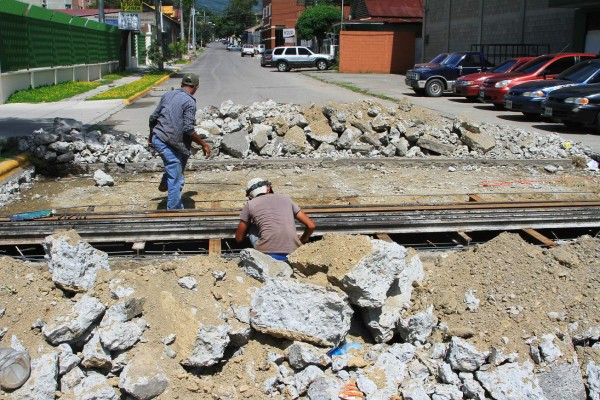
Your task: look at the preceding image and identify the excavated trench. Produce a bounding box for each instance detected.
[1,157,599,261]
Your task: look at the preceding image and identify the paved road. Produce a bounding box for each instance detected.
[106,45,600,153]
[100,44,384,137]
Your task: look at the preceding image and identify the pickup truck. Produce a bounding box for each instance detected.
[405,52,494,97]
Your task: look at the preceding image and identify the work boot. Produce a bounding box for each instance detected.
[158,181,168,192]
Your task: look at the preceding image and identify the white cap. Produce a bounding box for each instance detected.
[246,177,269,198]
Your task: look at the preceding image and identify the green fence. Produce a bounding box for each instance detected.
[0,0,120,73]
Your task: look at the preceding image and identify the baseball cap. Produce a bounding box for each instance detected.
[0,348,31,390]
[246,178,270,198]
[181,73,199,87]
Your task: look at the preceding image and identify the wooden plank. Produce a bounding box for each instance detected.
[456,231,472,246]
[468,194,484,202]
[209,239,222,255]
[375,233,393,242]
[522,228,556,247]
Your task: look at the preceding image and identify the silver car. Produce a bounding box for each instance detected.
[271,46,333,72]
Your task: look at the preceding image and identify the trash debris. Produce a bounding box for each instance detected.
[338,381,366,400]
[327,342,362,357]
[0,347,31,390]
[10,209,55,222]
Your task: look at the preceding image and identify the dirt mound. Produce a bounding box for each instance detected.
[414,232,600,359]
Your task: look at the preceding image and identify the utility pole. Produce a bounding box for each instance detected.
[98,0,104,23]
[179,0,185,42]
[191,7,196,50]
[153,0,163,70]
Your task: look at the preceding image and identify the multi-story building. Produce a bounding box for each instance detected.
[259,0,305,49]
[421,0,600,64]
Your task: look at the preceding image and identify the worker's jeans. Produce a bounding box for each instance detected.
[152,136,188,210]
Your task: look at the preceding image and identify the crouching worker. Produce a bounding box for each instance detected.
[235,178,316,261]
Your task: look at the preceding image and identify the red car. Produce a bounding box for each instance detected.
[452,57,534,100]
[479,53,597,108]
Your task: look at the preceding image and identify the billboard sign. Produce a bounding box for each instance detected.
[283,28,295,38]
[118,12,140,30]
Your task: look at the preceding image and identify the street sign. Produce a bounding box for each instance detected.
[118,12,140,30]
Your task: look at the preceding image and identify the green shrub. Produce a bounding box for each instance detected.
[7,81,103,103]
[88,73,169,100]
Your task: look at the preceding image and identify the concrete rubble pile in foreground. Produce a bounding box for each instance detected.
[0,231,598,399]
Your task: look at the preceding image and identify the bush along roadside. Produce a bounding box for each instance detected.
[87,72,170,100]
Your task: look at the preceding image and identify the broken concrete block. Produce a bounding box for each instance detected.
[81,330,111,370]
[586,360,600,400]
[287,341,328,370]
[69,371,119,400]
[397,306,438,344]
[417,134,455,156]
[181,323,230,368]
[306,375,343,400]
[250,278,353,347]
[93,170,114,187]
[57,343,80,375]
[294,365,325,395]
[238,248,293,282]
[10,352,58,400]
[221,130,250,158]
[476,361,545,399]
[446,337,486,372]
[43,230,110,293]
[537,361,586,400]
[119,355,169,400]
[460,131,496,153]
[42,295,105,345]
[99,318,146,352]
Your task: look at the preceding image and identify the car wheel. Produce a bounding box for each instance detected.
[252,54,255,57]
[241,53,244,57]
[413,88,425,96]
[596,113,600,132]
[316,60,328,71]
[466,96,478,102]
[277,61,289,72]
[493,103,504,109]
[425,79,444,97]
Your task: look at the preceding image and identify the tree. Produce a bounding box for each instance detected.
[215,0,258,37]
[296,4,340,51]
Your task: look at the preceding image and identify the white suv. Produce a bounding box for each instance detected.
[271,46,333,72]
[241,44,255,57]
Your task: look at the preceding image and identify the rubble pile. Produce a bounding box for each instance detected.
[0,231,598,399]
[16,99,592,172]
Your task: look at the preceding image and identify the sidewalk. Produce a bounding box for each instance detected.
[0,68,176,138]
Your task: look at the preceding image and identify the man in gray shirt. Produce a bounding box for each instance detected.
[235,177,316,261]
[148,73,211,209]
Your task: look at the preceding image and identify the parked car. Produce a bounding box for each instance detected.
[227,44,241,52]
[452,57,534,100]
[503,59,600,117]
[271,46,334,72]
[413,53,449,69]
[405,51,494,97]
[241,44,255,57]
[478,53,597,108]
[255,44,266,55]
[261,49,274,67]
[542,82,600,130]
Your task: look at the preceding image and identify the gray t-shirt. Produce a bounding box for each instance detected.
[239,193,302,254]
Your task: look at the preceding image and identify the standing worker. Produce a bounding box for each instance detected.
[148,73,211,209]
[235,178,316,261]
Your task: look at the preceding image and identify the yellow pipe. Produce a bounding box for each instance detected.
[0,154,30,181]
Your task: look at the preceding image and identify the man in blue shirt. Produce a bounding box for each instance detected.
[148,73,211,209]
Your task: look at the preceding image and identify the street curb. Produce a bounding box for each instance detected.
[0,154,30,181]
[123,69,180,106]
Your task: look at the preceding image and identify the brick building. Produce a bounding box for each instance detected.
[421,0,600,64]
[259,0,305,49]
[339,0,423,74]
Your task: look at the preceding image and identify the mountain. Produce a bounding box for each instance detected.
[196,0,262,14]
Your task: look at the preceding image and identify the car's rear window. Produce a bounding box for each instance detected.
[298,47,311,56]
